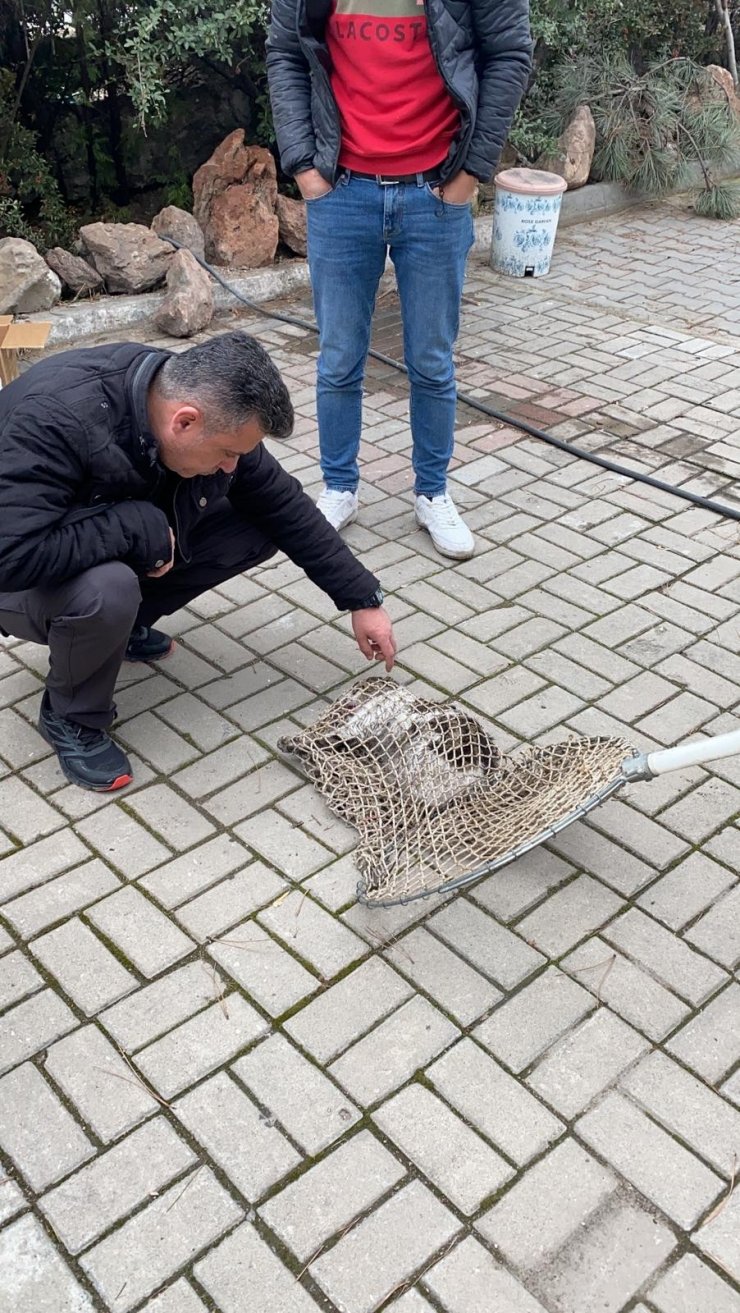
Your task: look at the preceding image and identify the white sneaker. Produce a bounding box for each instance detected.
[316,487,359,532]
[415,492,475,560]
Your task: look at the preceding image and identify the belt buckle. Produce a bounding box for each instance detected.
[377,174,397,186]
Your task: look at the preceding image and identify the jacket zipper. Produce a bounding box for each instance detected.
[172,479,191,564]
[422,0,471,178]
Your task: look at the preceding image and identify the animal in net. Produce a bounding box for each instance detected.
[278,678,630,904]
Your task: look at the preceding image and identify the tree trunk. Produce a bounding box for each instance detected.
[95,0,130,203]
[75,22,99,208]
[715,0,739,86]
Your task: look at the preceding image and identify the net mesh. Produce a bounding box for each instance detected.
[278,678,631,904]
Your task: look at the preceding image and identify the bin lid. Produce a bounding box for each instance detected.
[495,168,568,196]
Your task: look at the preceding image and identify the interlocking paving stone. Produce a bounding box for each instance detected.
[125,784,216,851]
[175,1070,300,1200]
[527,1008,650,1117]
[310,1179,461,1313]
[0,1178,27,1225]
[141,1280,209,1313]
[476,1138,615,1268]
[685,883,740,969]
[373,1083,513,1213]
[284,956,413,1061]
[648,1254,740,1313]
[234,1033,361,1153]
[99,961,216,1051]
[138,835,250,908]
[75,808,171,878]
[602,906,728,1004]
[209,920,320,1017]
[535,1196,677,1313]
[80,1167,243,1312]
[175,862,285,941]
[235,809,333,878]
[517,875,624,957]
[694,1186,740,1283]
[384,927,502,1026]
[45,1023,158,1141]
[621,1050,740,1177]
[195,1221,323,1313]
[637,852,737,930]
[1,1213,95,1313]
[39,1117,196,1254]
[469,848,575,920]
[577,1090,723,1228]
[588,799,690,868]
[666,982,740,1083]
[0,989,78,1075]
[2,858,121,940]
[259,1129,406,1261]
[31,918,137,1015]
[562,939,690,1040]
[0,829,90,901]
[474,968,595,1073]
[329,995,460,1107]
[429,900,544,990]
[203,757,301,826]
[86,886,195,979]
[0,950,41,1010]
[257,889,367,979]
[428,1038,564,1165]
[424,1236,548,1313]
[0,1062,94,1191]
[387,1290,436,1312]
[135,993,269,1100]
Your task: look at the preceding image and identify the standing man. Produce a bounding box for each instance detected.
[267,0,531,559]
[0,332,396,792]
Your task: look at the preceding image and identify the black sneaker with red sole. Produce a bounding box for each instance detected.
[38,692,133,792]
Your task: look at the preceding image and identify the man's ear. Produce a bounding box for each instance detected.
[171,404,201,434]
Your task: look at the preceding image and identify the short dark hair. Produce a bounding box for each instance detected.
[155,331,294,439]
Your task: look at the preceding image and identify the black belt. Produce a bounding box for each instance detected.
[349,168,442,186]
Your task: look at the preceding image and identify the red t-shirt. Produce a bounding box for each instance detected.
[326,0,460,175]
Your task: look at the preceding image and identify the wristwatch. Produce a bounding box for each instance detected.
[351,587,385,611]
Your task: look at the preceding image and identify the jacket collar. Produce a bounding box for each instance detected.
[127,349,171,470]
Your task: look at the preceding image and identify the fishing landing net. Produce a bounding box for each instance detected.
[278,678,631,905]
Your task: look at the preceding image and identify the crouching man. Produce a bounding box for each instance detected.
[0,331,396,791]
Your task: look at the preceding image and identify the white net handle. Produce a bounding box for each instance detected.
[625,727,740,780]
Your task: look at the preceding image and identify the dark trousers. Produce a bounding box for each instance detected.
[0,502,276,728]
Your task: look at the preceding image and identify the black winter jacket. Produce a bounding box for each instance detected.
[0,342,379,609]
[266,0,532,184]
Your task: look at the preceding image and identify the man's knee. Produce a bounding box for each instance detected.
[57,562,141,631]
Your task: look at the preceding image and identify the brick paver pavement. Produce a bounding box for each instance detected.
[1,198,739,1312]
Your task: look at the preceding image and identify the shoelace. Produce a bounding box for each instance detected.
[70,722,108,749]
[429,496,460,526]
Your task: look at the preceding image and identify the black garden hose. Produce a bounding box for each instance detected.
[163,237,740,525]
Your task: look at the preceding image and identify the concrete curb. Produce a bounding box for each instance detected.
[29,179,643,347]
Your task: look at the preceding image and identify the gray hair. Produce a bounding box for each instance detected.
[155,331,294,438]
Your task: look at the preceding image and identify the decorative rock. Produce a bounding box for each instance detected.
[151,206,205,261]
[276,194,307,257]
[0,238,61,314]
[193,130,279,268]
[706,65,740,116]
[44,247,103,297]
[153,248,214,338]
[536,104,596,190]
[79,222,173,294]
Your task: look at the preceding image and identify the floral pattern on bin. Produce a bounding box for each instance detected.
[495,190,562,218]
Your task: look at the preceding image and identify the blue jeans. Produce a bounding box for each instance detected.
[306,173,475,498]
